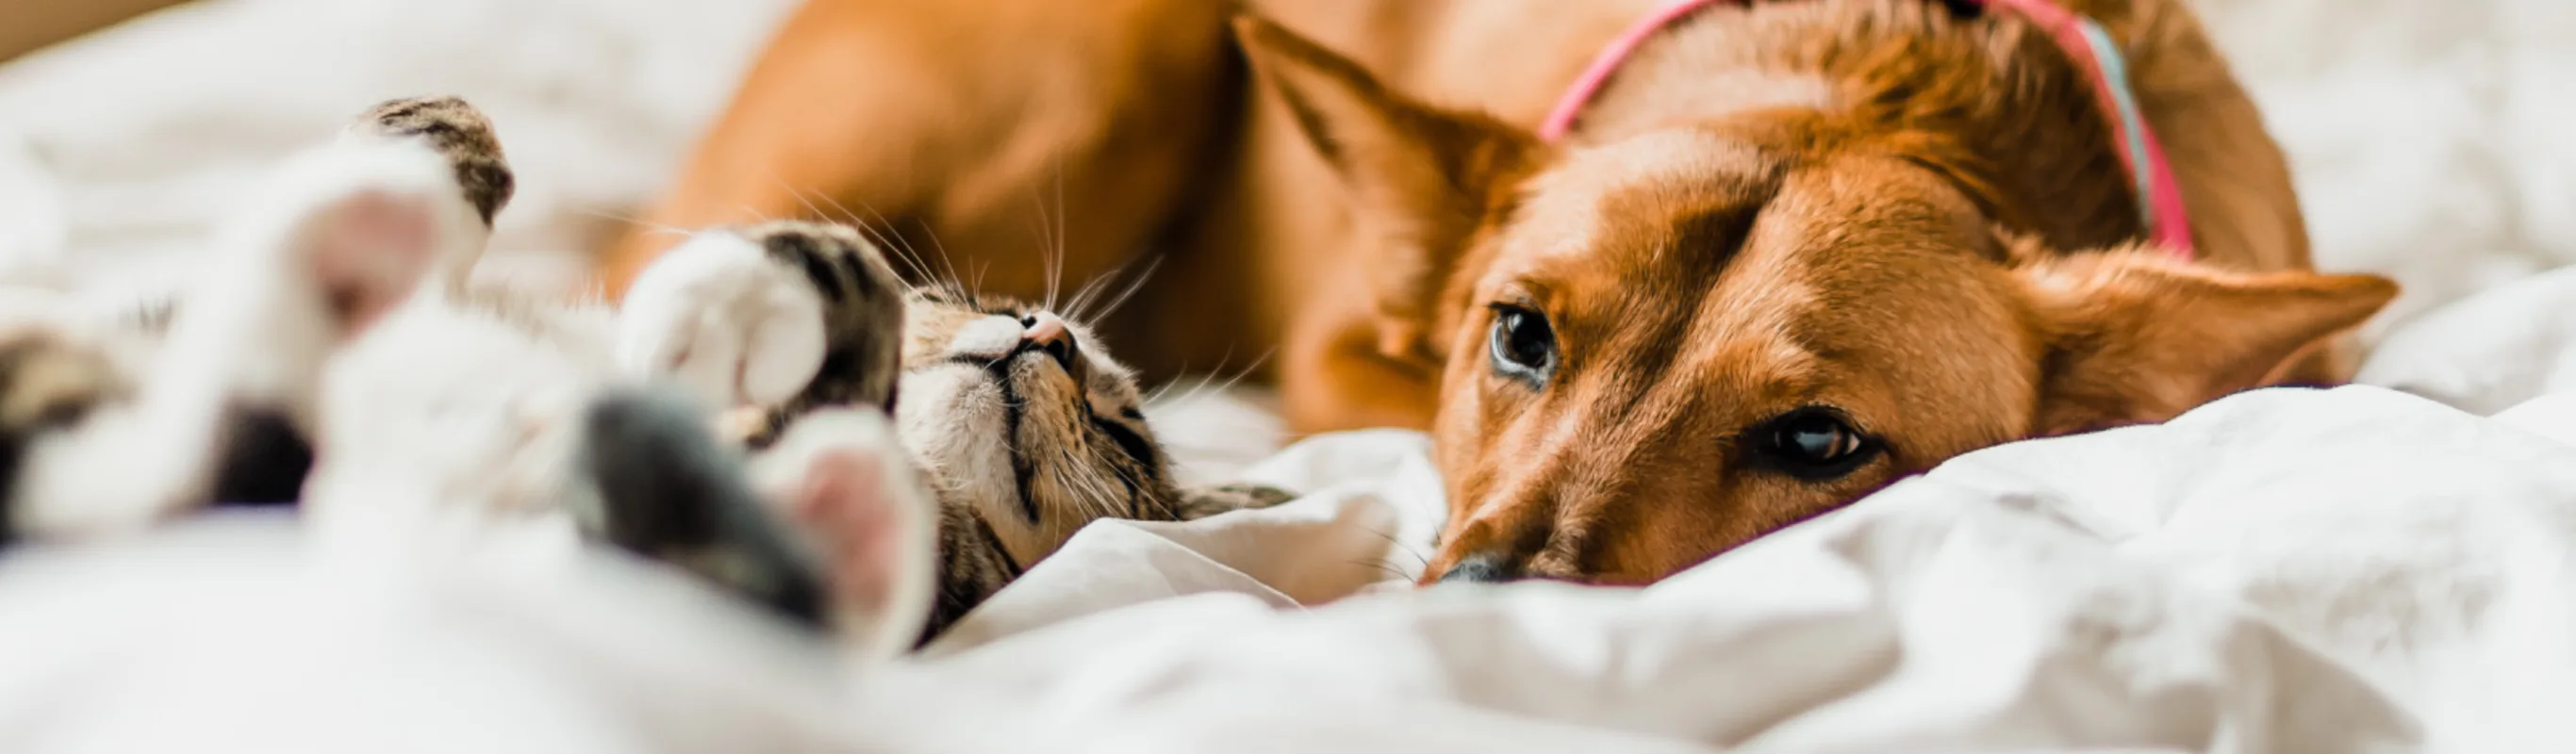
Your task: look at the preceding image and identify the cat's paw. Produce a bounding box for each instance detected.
[751,408,935,659]
[618,232,831,410]
[224,143,468,340]
[342,96,514,228]
[7,115,480,545]
[297,186,444,332]
[0,327,124,546]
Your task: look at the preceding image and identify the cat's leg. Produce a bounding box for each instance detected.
[619,222,942,648]
[0,95,521,543]
[746,407,936,658]
[618,221,906,447]
[4,139,463,541]
[572,387,939,655]
[575,386,835,629]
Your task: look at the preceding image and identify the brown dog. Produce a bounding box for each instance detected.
[600,0,2395,585]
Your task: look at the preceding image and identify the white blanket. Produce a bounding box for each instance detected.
[7,0,2576,752]
[12,385,2576,752]
[904,385,2576,752]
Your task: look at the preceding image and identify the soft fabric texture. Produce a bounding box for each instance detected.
[12,383,2576,751]
[4,0,2576,751]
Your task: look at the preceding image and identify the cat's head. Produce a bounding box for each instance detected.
[630,219,1296,642]
[622,220,1205,559]
[891,287,1189,565]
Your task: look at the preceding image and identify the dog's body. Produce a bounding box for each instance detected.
[599,0,1676,402]
[604,0,2394,583]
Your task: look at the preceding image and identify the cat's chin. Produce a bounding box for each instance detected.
[896,352,1078,451]
[893,363,1013,486]
[890,352,1086,530]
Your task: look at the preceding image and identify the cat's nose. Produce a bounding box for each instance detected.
[1018,312,1078,371]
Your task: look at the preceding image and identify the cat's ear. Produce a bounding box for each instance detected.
[752,408,937,658]
[1174,481,1300,520]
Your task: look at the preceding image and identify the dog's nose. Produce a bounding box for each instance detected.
[1019,312,1078,370]
[1434,552,1521,584]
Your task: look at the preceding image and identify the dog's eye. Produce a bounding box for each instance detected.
[1487,304,1557,383]
[1753,408,1877,481]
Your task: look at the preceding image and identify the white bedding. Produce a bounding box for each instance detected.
[14,384,2576,752]
[5,0,2576,751]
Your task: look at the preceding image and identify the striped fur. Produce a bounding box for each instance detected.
[347,95,516,226]
[732,222,908,448]
[0,330,124,544]
[681,226,1301,644]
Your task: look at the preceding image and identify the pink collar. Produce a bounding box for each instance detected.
[1536,0,2195,258]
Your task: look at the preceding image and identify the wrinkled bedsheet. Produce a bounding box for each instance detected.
[11,381,2576,752]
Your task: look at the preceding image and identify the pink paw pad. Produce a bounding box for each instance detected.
[794,447,907,610]
[303,189,438,332]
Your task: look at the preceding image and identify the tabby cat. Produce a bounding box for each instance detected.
[0,96,1290,652]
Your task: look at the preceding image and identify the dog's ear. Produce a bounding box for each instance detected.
[2015,248,2397,434]
[1232,15,1543,365]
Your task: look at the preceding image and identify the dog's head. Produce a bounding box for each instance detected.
[1235,17,2396,584]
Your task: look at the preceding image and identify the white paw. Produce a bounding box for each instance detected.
[751,408,934,660]
[164,142,466,406]
[619,233,828,409]
[245,140,482,299]
[9,143,472,540]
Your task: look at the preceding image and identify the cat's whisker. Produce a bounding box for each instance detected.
[805,193,933,285]
[915,223,981,304]
[732,204,792,229]
[864,224,941,291]
[788,185,952,289]
[1070,254,1162,324]
[1360,526,1432,570]
[1066,450,1128,524]
[1145,346,1274,407]
[1051,170,1069,312]
[574,208,695,239]
[848,197,969,303]
[901,217,970,303]
[1061,268,1119,322]
[1028,168,1067,313]
[777,178,831,224]
[1347,559,1410,581]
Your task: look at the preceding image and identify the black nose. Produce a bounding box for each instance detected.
[1435,552,1520,584]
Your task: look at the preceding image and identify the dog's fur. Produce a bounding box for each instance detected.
[601,0,2396,584]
